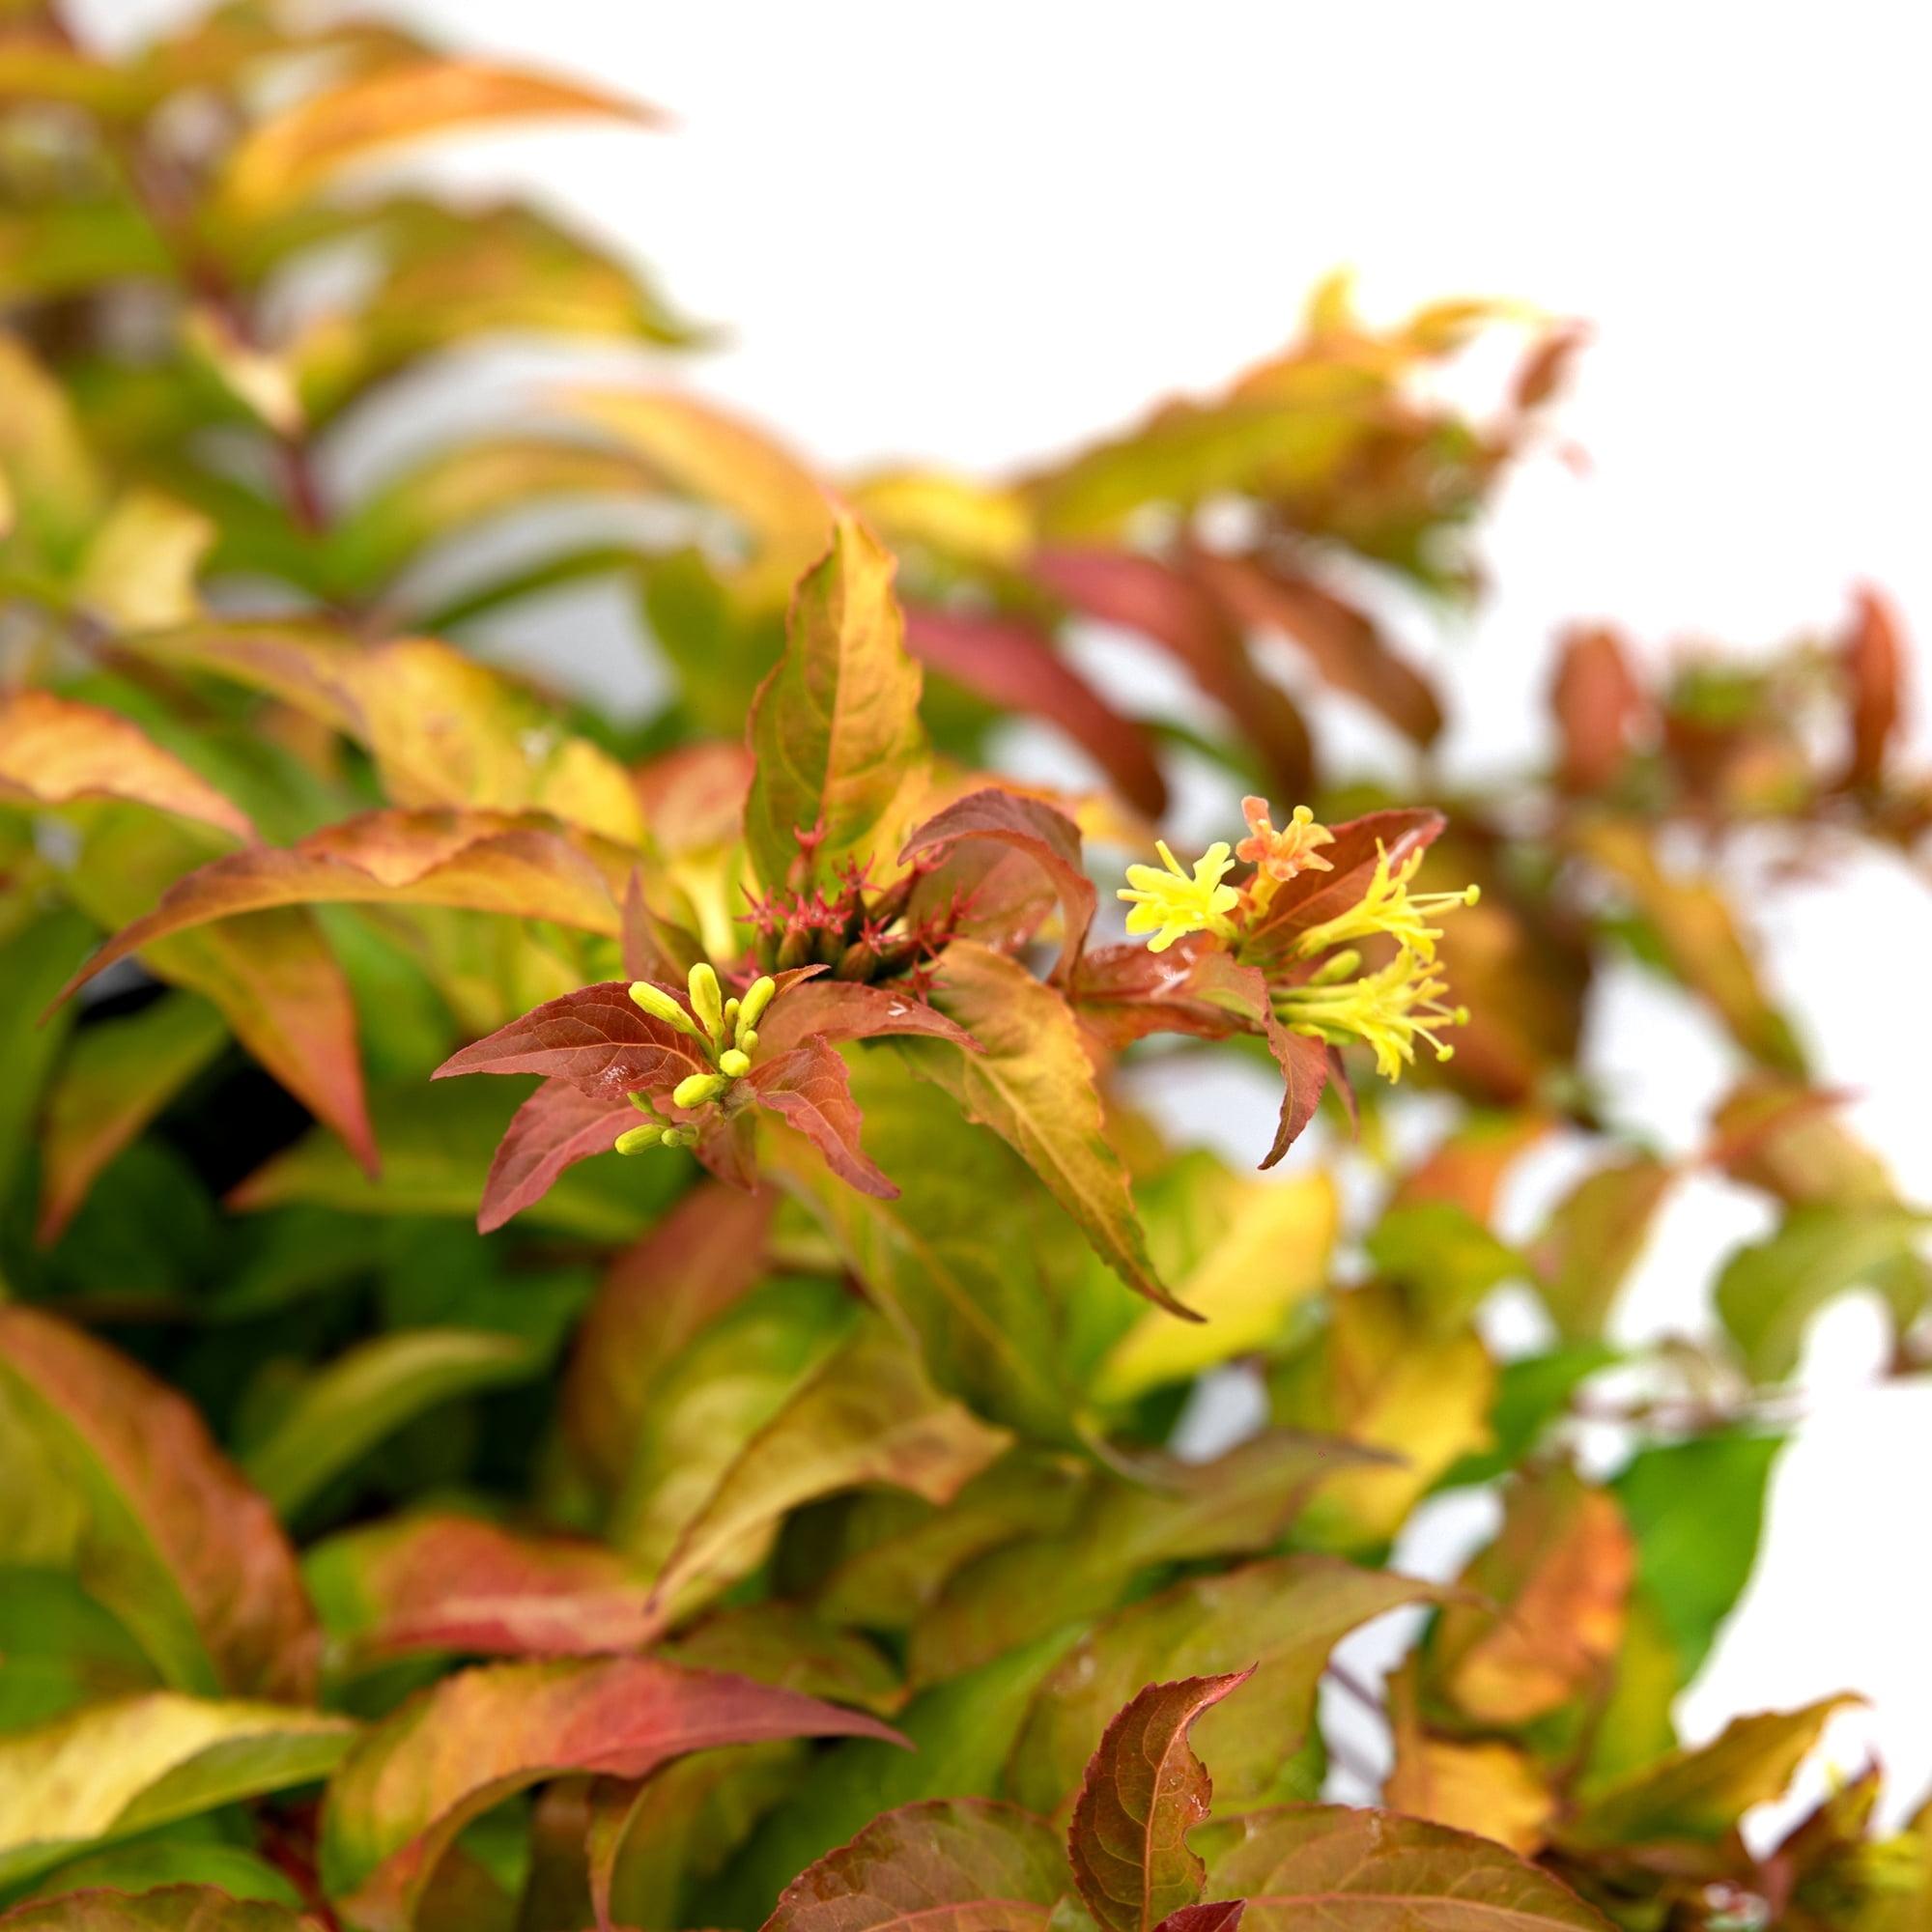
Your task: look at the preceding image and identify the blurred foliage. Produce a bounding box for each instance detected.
[0,4,1927,1931]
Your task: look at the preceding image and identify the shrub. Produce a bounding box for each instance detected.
[0,6,1926,1930]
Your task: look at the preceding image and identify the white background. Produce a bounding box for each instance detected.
[86,0,1932,1828]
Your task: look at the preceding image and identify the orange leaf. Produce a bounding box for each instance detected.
[58,809,628,1006]
[0,691,254,840]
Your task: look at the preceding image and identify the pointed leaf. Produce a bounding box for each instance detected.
[759,1799,1065,1931]
[475,1076,638,1233]
[1562,1699,1854,1849]
[0,1309,317,1703]
[318,1657,904,1931]
[240,1329,540,1519]
[434,979,706,1097]
[0,1694,354,1890]
[0,693,252,839]
[1068,1669,1255,1932]
[306,1514,654,1662]
[751,978,982,1061]
[900,787,1098,978]
[1011,1556,1438,1818]
[564,1182,778,1492]
[744,512,926,890]
[59,810,627,1003]
[748,1037,897,1198]
[1205,1804,1611,1929]
[901,940,1176,1311]
[648,1325,1009,1616]
[36,992,228,1243]
[914,1434,1386,1686]
[1550,626,1648,794]
[214,59,657,218]
[1527,1156,1675,1341]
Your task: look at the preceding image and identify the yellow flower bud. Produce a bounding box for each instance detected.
[686,961,725,1042]
[614,1123,664,1154]
[673,1070,728,1110]
[629,980,699,1037]
[719,1047,752,1077]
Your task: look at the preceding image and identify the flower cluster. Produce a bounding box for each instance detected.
[616,961,777,1152]
[1119,799,1479,1083]
[739,856,958,986]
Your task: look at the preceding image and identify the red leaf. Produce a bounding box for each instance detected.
[434,980,706,1098]
[905,604,1166,816]
[1155,1907,1247,1932]
[56,809,628,1004]
[900,785,1098,978]
[321,1514,660,1660]
[1033,547,1314,800]
[756,1798,1067,1931]
[1068,1669,1258,1932]
[0,1308,318,1703]
[1550,625,1648,794]
[748,1037,896,1199]
[320,1657,906,1932]
[753,977,983,1061]
[1189,552,1444,746]
[1838,584,1906,787]
[478,1078,638,1233]
[1184,952,1330,1167]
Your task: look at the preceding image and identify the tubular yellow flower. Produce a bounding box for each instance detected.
[1118,839,1241,953]
[1274,947,1469,1082]
[1236,797,1336,883]
[1291,840,1479,964]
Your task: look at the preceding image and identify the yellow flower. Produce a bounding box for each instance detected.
[1236,797,1336,883]
[1274,946,1468,1082]
[1292,840,1478,963]
[1119,839,1240,952]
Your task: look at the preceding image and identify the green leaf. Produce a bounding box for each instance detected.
[1564,1699,1853,1847]
[1010,1555,1439,1817]
[238,1329,541,1520]
[0,1310,317,1704]
[1611,1432,1782,1689]
[763,1056,1090,1441]
[0,1887,312,1930]
[744,511,926,891]
[911,1433,1383,1687]
[1716,1205,1926,1382]
[318,1657,900,1932]
[646,1324,1008,1620]
[35,993,229,1245]
[0,1694,354,1890]
[903,941,1174,1313]
[608,1277,857,1571]
[711,1634,1077,1928]
[1526,1157,1674,1342]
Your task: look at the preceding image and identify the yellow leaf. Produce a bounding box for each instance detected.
[214,60,658,220]
[1094,1165,1337,1402]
